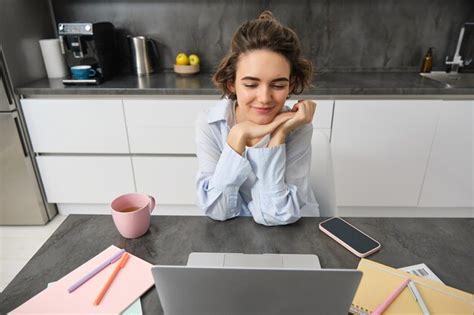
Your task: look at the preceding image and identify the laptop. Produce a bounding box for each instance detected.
[151,253,362,315]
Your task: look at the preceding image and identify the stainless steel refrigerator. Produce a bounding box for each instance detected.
[0,0,58,225]
[0,47,56,225]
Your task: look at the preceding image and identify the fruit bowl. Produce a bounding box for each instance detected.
[174,64,200,75]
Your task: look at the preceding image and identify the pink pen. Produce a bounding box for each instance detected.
[372,278,410,315]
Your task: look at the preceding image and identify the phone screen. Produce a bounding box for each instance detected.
[320,218,379,254]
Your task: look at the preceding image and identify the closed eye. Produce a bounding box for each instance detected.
[243,84,287,88]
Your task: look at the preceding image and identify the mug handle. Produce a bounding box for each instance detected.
[148,195,156,213]
[89,69,96,77]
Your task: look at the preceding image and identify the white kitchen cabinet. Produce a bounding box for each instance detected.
[37,156,135,203]
[331,100,441,207]
[21,99,129,153]
[125,98,333,154]
[286,99,333,129]
[124,99,216,154]
[132,156,198,205]
[418,100,474,207]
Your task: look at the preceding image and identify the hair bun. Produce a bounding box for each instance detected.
[258,10,275,21]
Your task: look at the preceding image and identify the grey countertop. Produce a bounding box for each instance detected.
[16,71,474,96]
[1,215,473,314]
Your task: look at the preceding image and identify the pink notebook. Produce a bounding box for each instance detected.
[10,245,154,314]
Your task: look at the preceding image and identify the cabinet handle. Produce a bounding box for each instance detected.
[14,117,28,158]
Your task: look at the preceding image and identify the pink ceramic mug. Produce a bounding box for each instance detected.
[111,193,156,238]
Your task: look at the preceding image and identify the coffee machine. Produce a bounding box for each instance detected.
[58,22,116,84]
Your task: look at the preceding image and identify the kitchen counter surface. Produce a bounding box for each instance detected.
[16,71,474,97]
[1,215,473,314]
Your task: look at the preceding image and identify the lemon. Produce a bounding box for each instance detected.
[189,54,200,65]
[175,53,189,65]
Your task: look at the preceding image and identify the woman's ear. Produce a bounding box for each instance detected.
[227,81,235,94]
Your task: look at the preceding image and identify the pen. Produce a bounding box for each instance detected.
[408,280,431,315]
[68,248,125,293]
[372,278,410,315]
[94,252,129,306]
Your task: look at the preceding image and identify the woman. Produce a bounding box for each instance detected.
[195,11,319,226]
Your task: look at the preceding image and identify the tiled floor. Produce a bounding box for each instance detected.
[0,214,67,292]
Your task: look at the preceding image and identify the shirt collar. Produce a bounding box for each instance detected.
[207,97,234,124]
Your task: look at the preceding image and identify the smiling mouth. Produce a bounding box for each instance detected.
[252,107,273,114]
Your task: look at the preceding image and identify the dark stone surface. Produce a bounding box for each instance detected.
[1,215,473,314]
[15,71,474,96]
[50,0,474,73]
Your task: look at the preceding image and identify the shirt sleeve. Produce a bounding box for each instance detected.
[195,112,254,221]
[245,123,319,226]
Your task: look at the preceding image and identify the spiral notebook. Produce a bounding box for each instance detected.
[351,259,474,314]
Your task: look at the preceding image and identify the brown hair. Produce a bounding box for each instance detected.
[213,11,313,99]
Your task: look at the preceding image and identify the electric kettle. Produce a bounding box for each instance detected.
[128,35,159,76]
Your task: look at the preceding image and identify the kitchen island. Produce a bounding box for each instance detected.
[12,71,474,218]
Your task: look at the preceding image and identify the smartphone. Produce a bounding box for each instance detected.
[319,217,381,258]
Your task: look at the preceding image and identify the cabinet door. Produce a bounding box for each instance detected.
[21,99,129,153]
[285,99,333,129]
[124,99,216,154]
[331,100,440,207]
[419,100,474,207]
[133,156,197,205]
[37,156,135,203]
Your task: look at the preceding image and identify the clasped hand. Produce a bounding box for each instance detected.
[227,100,316,155]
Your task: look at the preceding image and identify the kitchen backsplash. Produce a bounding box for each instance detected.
[51,0,474,73]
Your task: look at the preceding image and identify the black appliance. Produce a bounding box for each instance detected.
[58,22,116,84]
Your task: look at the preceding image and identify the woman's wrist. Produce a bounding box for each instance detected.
[268,127,288,147]
[227,125,247,155]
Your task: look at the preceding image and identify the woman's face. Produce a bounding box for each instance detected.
[229,49,291,125]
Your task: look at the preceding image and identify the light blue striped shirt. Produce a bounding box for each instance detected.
[195,97,319,226]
